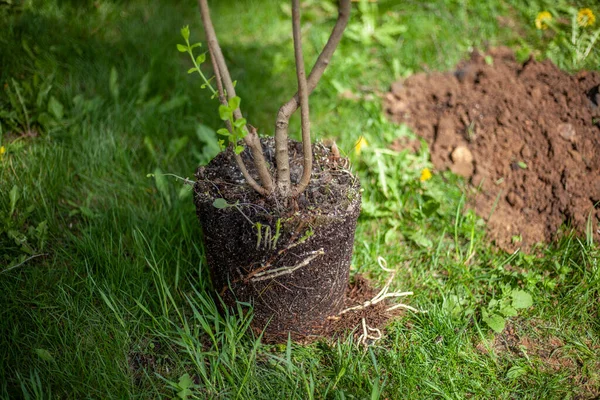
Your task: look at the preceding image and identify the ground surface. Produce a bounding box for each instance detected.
[386,47,600,251]
[1,0,599,399]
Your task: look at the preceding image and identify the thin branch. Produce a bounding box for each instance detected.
[1,253,47,274]
[274,0,351,196]
[198,0,274,194]
[290,0,312,196]
[204,23,269,196]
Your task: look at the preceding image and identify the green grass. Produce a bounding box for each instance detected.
[1,0,599,398]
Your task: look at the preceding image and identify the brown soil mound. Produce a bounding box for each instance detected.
[385,47,600,251]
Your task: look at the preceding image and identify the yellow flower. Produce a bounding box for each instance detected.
[0,146,5,159]
[354,136,368,155]
[577,8,596,27]
[420,168,432,182]
[535,11,552,30]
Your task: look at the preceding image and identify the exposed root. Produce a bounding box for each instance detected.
[250,249,324,282]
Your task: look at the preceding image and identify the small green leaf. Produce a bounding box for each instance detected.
[153,168,171,207]
[187,67,196,74]
[180,25,190,41]
[190,42,202,49]
[511,290,533,309]
[34,348,54,362]
[213,198,230,209]
[48,96,64,120]
[517,161,527,169]
[500,305,518,317]
[109,67,119,100]
[235,145,244,154]
[483,313,506,333]
[233,118,246,129]
[178,373,193,390]
[228,96,241,110]
[196,53,206,64]
[218,105,232,121]
[176,44,187,52]
[9,185,19,216]
[217,128,231,136]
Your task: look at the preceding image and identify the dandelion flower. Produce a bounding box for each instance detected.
[354,136,368,155]
[535,11,552,30]
[0,146,5,158]
[577,8,596,27]
[420,168,432,182]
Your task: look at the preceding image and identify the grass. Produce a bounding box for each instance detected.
[1,0,599,398]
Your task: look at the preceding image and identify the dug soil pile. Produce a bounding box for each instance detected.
[385,47,600,251]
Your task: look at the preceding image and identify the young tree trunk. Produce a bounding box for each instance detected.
[274,0,351,197]
[198,0,274,195]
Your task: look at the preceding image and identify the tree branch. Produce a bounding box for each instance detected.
[290,0,312,196]
[274,0,351,197]
[198,0,274,194]
[203,10,269,196]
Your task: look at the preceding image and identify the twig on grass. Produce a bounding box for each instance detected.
[1,253,48,274]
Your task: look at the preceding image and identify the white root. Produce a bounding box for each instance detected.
[251,249,324,282]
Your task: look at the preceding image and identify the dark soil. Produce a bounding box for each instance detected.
[385,47,600,251]
[261,274,402,344]
[194,138,362,337]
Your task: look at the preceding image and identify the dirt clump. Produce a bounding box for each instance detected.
[385,47,600,251]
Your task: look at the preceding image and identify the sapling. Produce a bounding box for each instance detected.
[180,0,351,199]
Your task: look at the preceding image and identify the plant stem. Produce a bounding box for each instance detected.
[203,20,269,196]
[274,0,351,197]
[290,0,312,197]
[198,0,274,195]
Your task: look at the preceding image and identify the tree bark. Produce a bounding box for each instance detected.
[274,0,351,197]
[198,0,274,195]
[290,0,311,197]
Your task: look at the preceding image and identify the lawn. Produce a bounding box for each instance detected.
[1,0,599,398]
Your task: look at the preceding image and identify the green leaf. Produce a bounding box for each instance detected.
[34,348,54,362]
[196,53,206,64]
[218,105,232,121]
[180,25,190,41]
[178,373,193,390]
[212,198,231,209]
[517,161,527,169]
[483,313,506,333]
[47,96,64,120]
[511,290,533,309]
[190,42,202,49]
[421,198,440,217]
[9,185,19,216]
[233,118,246,129]
[176,44,187,52]
[109,67,119,100]
[143,136,158,163]
[153,168,171,207]
[228,96,241,110]
[234,145,244,154]
[187,67,196,74]
[500,305,518,317]
[217,128,231,136]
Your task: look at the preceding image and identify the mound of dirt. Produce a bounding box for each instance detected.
[385,47,600,251]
